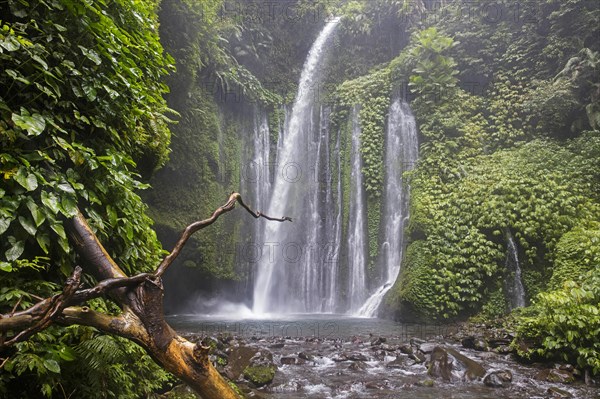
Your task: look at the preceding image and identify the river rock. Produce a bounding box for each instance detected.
[461,336,489,351]
[227,346,261,380]
[445,347,486,381]
[399,343,413,355]
[348,361,368,371]
[419,342,437,353]
[547,387,573,398]
[280,356,296,365]
[535,368,575,384]
[483,370,513,387]
[371,336,386,346]
[410,352,426,364]
[428,347,454,381]
[347,352,369,361]
[243,351,277,387]
[298,352,314,361]
[386,356,406,369]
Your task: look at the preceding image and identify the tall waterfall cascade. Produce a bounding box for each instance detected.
[250,19,419,317]
[505,230,526,309]
[252,19,341,314]
[356,99,419,317]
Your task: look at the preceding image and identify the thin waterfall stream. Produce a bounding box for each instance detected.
[357,99,418,317]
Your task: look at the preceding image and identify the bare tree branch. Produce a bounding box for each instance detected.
[155,192,291,277]
[3,267,82,346]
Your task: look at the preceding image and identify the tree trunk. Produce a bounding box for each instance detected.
[1,193,291,398]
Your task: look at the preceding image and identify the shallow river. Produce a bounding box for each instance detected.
[167,314,598,399]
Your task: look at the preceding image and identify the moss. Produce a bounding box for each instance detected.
[478,283,508,321]
[385,240,437,319]
[242,365,276,386]
[367,196,382,278]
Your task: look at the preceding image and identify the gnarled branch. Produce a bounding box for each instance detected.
[155,192,291,277]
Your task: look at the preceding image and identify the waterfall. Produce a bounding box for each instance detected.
[356,99,418,317]
[505,230,526,309]
[348,107,368,312]
[253,19,341,314]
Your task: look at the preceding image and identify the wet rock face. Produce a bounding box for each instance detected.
[428,347,454,381]
[483,370,513,387]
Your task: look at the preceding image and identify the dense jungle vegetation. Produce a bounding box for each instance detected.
[1,0,599,397]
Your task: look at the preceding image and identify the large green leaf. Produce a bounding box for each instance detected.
[0,218,10,235]
[41,191,60,214]
[14,168,38,191]
[18,216,37,236]
[5,240,25,261]
[11,111,46,136]
[43,359,60,374]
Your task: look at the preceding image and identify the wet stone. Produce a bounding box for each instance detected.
[399,343,414,355]
[348,361,368,371]
[461,336,489,351]
[280,356,296,365]
[298,352,314,361]
[483,370,513,388]
[419,342,437,353]
[410,352,426,364]
[386,357,406,369]
[347,352,369,361]
[547,387,573,398]
[428,347,454,381]
[535,369,575,384]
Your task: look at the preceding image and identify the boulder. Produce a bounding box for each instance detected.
[461,336,489,351]
[419,342,437,353]
[483,370,513,387]
[399,344,414,355]
[428,347,454,381]
[227,346,261,380]
[243,351,277,387]
[386,356,406,369]
[535,369,575,384]
[446,347,486,381]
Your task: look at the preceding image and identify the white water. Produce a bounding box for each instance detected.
[253,19,341,314]
[348,107,368,312]
[505,230,526,309]
[357,99,418,317]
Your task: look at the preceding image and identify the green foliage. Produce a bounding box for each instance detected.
[402,139,599,319]
[1,0,173,396]
[337,67,391,197]
[550,225,600,289]
[514,268,600,375]
[407,27,459,106]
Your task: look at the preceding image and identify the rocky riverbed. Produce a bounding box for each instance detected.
[166,319,599,399]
